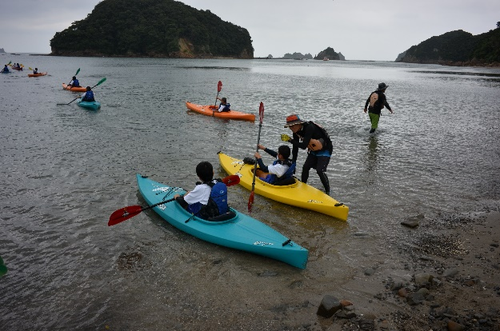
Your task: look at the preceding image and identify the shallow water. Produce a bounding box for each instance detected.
[1,55,499,329]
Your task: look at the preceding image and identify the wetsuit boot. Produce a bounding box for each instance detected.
[318,172,330,195]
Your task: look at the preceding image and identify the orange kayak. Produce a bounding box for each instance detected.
[28,72,47,77]
[62,83,86,92]
[186,101,255,122]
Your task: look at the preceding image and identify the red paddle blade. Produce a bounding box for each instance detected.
[217,80,223,92]
[248,191,255,212]
[108,205,143,226]
[222,175,240,186]
[258,102,264,123]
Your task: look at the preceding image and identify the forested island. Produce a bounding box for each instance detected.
[50,0,253,58]
[49,0,498,66]
[397,23,500,66]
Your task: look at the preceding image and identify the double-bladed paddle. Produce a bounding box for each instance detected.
[248,102,265,213]
[57,77,106,105]
[67,68,80,85]
[108,174,240,226]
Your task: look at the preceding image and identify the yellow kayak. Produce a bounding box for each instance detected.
[218,152,349,221]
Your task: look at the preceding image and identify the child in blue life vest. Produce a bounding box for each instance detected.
[216,97,231,112]
[81,86,95,101]
[174,161,228,219]
[69,76,80,87]
[254,144,295,185]
[33,68,38,74]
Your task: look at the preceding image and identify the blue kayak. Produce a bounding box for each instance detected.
[136,174,308,269]
[77,98,101,110]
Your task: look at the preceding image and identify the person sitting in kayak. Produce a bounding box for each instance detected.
[2,65,9,73]
[69,76,80,87]
[216,97,231,112]
[81,86,95,102]
[33,68,39,74]
[174,161,229,220]
[254,144,296,185]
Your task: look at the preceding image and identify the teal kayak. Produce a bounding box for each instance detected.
[136,174,308,269]
[77,98,101,110]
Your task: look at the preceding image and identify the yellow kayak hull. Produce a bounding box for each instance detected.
[218,152,349,221]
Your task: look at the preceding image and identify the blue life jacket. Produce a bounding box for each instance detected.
[190,180,229,219]
[219,103,230,112]
[72,79,80,87]
[82,91,95,101]
[263,160,295,184]
[206,181,228,215]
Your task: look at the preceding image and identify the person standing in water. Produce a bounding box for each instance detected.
[364,82,394,133]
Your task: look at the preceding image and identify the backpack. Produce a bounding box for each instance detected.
[369,92,379,108]
[199,180,228,219]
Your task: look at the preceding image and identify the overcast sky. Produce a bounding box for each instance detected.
[1,0,498,61]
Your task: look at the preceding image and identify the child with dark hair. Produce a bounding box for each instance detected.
[174,161,228,219]
[81,86,95,101]
[216,97,231,112]
[254,144,295,185]
[69,76,80,87]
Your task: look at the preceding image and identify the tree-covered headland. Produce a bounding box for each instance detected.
[50,0,253,58]
[397,23,500,66]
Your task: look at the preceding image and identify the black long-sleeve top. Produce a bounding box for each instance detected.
[364,91,392,115]
[289,122,332,162]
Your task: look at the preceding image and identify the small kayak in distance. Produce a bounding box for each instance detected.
[77,98,101,111]
[136,174,308,269]
[186,101,255,122]
[62,83,86,92]
[28,72,47,77]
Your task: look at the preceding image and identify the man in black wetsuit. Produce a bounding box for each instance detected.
[282,114,333,195]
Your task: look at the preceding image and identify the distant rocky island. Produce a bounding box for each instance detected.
[277,47,345,61]
[50,0,253,58]
[0,48,5,53]
[397,23,500,66]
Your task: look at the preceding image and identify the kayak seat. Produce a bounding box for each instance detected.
[273,176,296,186]
[207,210,237,222]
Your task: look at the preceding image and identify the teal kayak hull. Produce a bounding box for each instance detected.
[136,174,308,269]
[77,99,101,110]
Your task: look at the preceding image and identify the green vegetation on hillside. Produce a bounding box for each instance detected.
[398,26,500,66]
[50,0,253,58]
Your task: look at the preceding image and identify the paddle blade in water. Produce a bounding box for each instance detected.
[248,191,255,213]
[0,256,7,277]
[108,205,143,226]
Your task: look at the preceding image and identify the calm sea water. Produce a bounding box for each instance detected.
[1,55,499,330]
